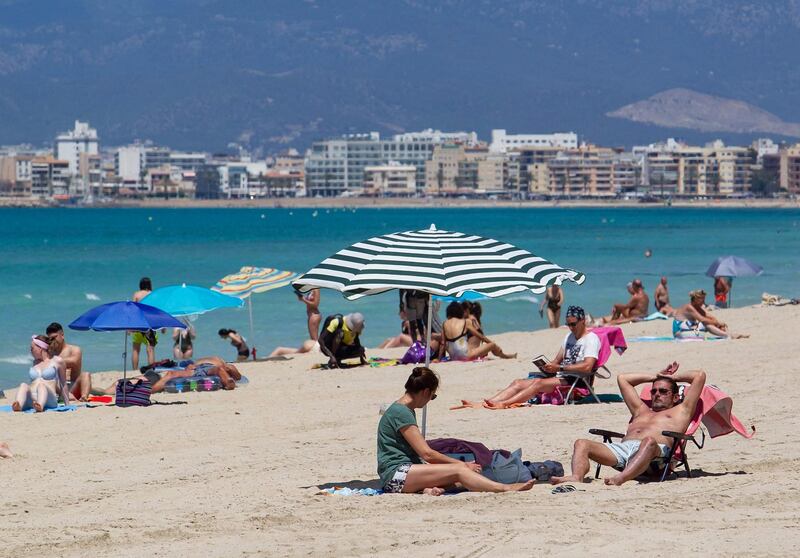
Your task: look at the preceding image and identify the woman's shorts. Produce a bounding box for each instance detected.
[383,463,413,493]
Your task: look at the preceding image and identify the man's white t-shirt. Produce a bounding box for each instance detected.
[561,331,601,369]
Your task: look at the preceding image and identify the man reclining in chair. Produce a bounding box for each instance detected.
[551,363,706,486]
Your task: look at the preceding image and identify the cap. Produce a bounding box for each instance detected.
[345,312,365,333]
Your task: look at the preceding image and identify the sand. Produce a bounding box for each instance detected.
[1,305,798,557]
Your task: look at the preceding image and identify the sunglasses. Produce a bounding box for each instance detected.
[650,387,673,396]
[430,393,438,400]
[566,321,580,328]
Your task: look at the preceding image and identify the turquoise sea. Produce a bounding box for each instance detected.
[1,207,798,389]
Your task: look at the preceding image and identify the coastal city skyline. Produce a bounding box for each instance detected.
[1,119,799,201]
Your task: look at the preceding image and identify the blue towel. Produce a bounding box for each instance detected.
[320,487,383,496]
[637,312,670,321]
[0,404,83,413]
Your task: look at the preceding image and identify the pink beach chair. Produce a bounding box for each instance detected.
[552,326,627,405]
[591,384,754,481]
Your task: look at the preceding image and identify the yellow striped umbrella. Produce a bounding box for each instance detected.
[211,267,300,354]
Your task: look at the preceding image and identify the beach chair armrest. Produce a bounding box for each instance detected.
[662,430,693,441]
[589,428,624,439]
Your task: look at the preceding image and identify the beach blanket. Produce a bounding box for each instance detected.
[640,384,754,439]
[0,404,85,413]
[318,487,383,496]
[630,336,725,342]
[635,311,670,321]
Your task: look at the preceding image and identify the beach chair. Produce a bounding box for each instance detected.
[588,427,705,482]
[590,384,753,481]
[557,326,627,405]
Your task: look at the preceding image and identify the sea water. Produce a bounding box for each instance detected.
[1,206,798,388]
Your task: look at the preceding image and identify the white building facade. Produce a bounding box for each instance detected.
[489,129,578,153]
[55,120,99,174]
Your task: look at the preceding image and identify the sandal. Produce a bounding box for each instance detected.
[551,484,579,494]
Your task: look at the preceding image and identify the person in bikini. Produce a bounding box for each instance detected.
[539,284,564,328]
[551,363,706,486]
[438,302,515,362]
[463,305,597,409]
[13,335,71,412]
[218,328,250,361]
[172,321,195,359]
[297,288,321,341]
[46,322,91,401]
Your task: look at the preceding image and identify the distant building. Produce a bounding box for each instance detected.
[115,145,145,182]
[364,163,416,197]
[489,129,578,153]
[55,121,99,175]
[305,129,479,196]
[548,146,616,197]
[31,157,70,198]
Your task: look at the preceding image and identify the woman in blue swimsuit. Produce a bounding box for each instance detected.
[13,335,70,412]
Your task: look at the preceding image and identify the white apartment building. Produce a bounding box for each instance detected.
[305,130,479,196]
[115,145,145,182]
[55,120,99,174]
[489,129,578,153]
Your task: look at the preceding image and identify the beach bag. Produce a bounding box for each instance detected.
[115,378,152,407]
[525,460,565,481]
[400,341,427,364]
[482,449,532,484]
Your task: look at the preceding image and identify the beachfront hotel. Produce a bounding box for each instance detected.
[1,121,799,202]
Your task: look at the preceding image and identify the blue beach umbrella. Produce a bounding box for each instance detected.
[705,256,763,307]
[705,256,763,278]
[141,284,244,317]
[69,301,186,403]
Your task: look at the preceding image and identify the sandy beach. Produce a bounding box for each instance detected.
[1,304,798,557]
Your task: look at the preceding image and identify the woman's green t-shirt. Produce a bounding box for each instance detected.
[377,402,422,485]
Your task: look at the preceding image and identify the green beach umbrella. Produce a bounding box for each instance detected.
[293,224,585,434]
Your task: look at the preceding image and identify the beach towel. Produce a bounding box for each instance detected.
[640,384,754,439]
[589,326,627,368]
[630,336,724,342]
[0,404,84,413]
[318,487,383,496]
[636,311,670,321]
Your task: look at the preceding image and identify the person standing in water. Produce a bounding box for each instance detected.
[218,328,250,361]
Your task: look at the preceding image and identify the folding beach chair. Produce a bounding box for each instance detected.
[590,384,753,481]
[558,326,626,405]
[588,426,705,482]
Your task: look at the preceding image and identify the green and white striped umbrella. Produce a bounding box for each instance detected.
[293,224,585,298]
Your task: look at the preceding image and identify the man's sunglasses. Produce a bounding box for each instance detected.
[430,393,437,400]
[566,321,580,328]
[650,387,673,395]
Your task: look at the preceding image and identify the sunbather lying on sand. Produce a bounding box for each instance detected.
[551,362,705,486]
[459,306,598,409]
[378,366,534,495]
[95,356,241,394]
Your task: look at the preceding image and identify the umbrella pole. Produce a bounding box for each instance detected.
[122,330,129,406]
[421,293,433,438]
[247,297,255,358]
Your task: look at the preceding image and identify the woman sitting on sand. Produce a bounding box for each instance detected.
[439,302,516,361]
[13,336,70,412]
[378,366,534,495]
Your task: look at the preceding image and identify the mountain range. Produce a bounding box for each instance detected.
[1,0,799,152]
